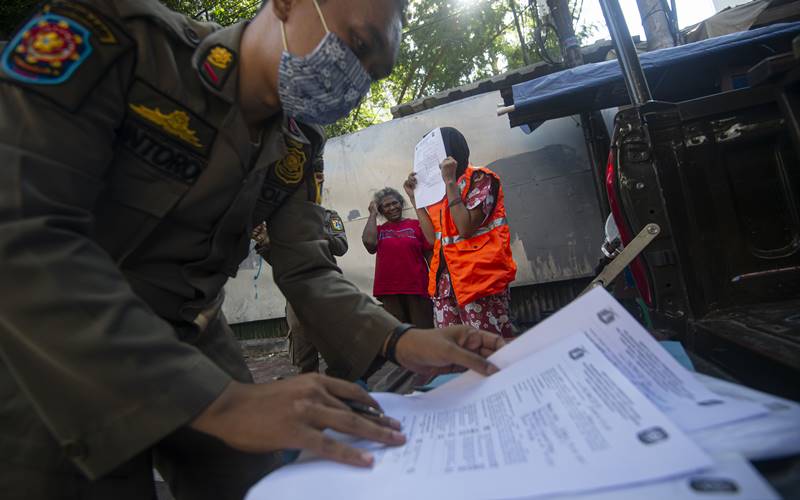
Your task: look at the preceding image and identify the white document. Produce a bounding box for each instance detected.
[691,374,800,461]
[413,128,448,207]
[439,288,766,432]
[247,331,712,500]
[526,454,778,500]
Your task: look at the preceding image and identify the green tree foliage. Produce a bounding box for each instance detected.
[325,0,594,137]
[160,0,260,26]
[0,0,592,138]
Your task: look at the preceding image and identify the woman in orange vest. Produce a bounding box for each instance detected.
[404,127,517,339]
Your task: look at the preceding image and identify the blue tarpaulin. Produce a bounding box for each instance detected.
[509,22,800,128]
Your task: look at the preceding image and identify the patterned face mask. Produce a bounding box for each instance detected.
[277,0,372,125]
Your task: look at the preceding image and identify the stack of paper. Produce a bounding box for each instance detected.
[247,288,794,499]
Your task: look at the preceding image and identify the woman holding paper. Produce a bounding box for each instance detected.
[404,127,517,339]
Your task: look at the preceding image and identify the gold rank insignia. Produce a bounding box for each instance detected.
[275,140,306,185]
[200,44,237,90]
[207,46,233,69]
[129,104,203,149]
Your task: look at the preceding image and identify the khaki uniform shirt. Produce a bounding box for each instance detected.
[0,0,398,480]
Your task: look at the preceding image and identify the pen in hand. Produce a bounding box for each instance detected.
[341,398,403,431]
[342,399,385,419]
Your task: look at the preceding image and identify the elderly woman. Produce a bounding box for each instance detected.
[404,127,517,339]
[362,187,434,328]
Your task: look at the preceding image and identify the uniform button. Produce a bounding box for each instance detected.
[64,440,89,460]
[184,26,200,46]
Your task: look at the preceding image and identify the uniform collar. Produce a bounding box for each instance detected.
[193,21,247,104]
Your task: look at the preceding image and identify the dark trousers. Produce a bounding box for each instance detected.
[377,294,434,328]
[1,314,281,500]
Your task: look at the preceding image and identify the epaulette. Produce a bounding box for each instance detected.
[114,0,218,50]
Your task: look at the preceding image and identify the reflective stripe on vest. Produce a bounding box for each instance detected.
[434,216,508,246]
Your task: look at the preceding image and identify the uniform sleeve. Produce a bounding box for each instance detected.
[0,45,230,478]
[329,230,349,257]
[269,190,399,380]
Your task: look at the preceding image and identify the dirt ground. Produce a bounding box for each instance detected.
[243,342,300,383]
[241,339,410,389]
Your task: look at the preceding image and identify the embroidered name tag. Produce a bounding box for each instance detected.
[121,80,218,184]
[119,120,206,184]
[127,80,216,156]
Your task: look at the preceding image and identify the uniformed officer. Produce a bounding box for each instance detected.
[257,165,351,376]
[285,207,348,374]
[0,0,505,499]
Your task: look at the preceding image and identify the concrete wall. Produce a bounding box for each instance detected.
[223,91,606,323]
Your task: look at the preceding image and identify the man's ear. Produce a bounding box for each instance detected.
[271,0,295,22]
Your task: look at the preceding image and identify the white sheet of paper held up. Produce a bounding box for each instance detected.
[246,330,712,500]
[413,128,448,207]
[438,288,766,433]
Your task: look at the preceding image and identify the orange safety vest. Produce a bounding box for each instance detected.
[427,166,516,306]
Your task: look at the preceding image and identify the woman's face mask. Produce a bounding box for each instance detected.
[278,0,372,125]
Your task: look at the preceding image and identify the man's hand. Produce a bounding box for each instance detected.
[251,222,268,245]
[402,172,417,208]
[368,200,378,217]
[439,157,458,184]
[393,326,504,377]
[190,374,405,468]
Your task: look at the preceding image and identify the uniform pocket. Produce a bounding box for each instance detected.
[106,157,190,217]
[94,153,191,263]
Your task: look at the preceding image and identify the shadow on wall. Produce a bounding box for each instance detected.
[487,144,605,285]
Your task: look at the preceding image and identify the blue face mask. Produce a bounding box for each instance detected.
[278,0,372,125]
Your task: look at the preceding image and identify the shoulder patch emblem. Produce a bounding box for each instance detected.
[275,141,307,185]
[130,104,203,149]
[330,214,345,232]
[200,44,237,90]
[1,13,92,85]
